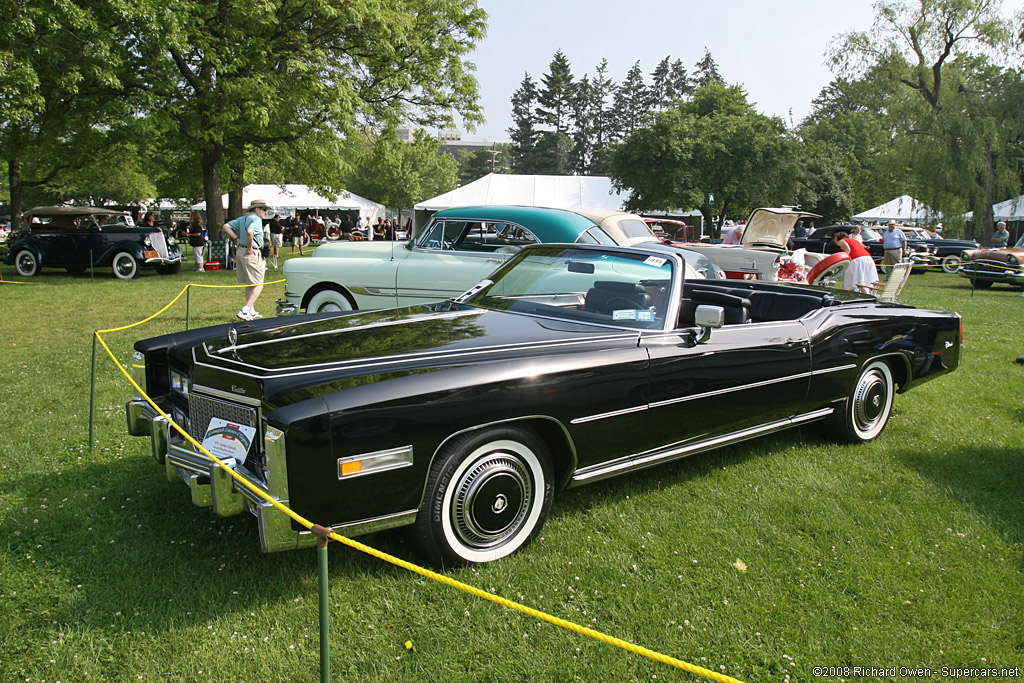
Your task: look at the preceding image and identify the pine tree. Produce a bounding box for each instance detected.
[612,61,651,138]
[507,74,543,173]
[694,48,723,88]
[536,50,576,173]
[666,58,693,102]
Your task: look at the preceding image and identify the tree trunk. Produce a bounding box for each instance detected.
[202,146,224,235]
[226,154,243,219]
[982,133,995,242]
[9,156,23,230]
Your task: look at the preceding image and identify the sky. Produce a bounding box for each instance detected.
[456,0,1014,142]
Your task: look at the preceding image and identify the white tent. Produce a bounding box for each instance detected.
[991,194,1024,221]
[191,184,384,222]
[413,174,628,230]
[852,195,941,224]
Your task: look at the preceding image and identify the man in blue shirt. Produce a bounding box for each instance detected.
[222,199,270,320]
[881,220,907,276]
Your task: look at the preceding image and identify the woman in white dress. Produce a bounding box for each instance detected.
[833,231,878,292]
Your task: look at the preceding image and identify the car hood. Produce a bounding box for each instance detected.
[188,304,639,407]
[741,208,819,250]
[964,246,1024,262]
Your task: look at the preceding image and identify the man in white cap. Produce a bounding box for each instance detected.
[881,219,907,276]
[222,199,270,320]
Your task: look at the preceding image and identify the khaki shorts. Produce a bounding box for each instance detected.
[236,248,266,285]
[269,233,283,248]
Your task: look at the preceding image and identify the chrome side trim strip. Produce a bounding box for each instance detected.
[191,385,262,406]
[570,407,834,486]
[570,364,855,425]
[297,509,418,541]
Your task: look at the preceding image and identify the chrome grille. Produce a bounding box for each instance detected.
[150,231,170,259]
[188,393,257,440]
[969,261,1022,273]
[188,392,265,478]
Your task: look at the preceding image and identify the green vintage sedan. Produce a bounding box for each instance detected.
[276,205,709,314]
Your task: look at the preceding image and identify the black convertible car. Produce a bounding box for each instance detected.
[126,243,961,565]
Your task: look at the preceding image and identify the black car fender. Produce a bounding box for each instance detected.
[4,237,44,266]
[423,415,580,499]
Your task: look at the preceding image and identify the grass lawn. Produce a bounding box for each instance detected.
[1,255,1021,683]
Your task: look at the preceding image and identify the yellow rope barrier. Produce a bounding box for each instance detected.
[95,288,744,683]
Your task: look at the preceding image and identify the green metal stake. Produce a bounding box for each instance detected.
[312,525,331,683]
[89,333,97,455]
[186,285,192,330]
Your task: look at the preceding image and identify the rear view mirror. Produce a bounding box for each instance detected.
[568,261,595,274]
[694,305,724,344]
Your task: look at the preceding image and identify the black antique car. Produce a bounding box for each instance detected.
[791,225,938,273]
[5,206,183,279]
[126,243,961,565]
[899,226,980,274]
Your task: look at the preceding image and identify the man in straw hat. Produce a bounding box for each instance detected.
[881,219,907,277]
[222,199,271,321]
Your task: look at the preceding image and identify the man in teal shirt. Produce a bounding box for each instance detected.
[222,199,270,320]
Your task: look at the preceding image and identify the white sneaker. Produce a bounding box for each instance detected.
[236,309,253,321]
[249,309,263,319]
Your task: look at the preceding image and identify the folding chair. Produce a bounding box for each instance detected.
[867,261,912,302]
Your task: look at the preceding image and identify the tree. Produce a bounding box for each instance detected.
[345,129,459,216]
[694,48,723,88]
[612,61,652,138]
[833,0,1013,238]
[536,50,576,174]
[507,74,545,173]
[0,1,140,226]
[610,82,797,237]
[133,0,486,229]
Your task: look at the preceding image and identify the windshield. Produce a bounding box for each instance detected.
[458,246,675,330]
[861,227,882,241]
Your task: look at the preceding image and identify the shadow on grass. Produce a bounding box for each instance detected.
[894,445,1024,548]
[2,454,429,636]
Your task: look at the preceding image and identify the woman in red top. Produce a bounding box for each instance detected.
[833,231,878,292]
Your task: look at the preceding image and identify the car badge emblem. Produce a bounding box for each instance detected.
[492,494,508,514]
[872,395,880,407]
[228,327,238,346]
[944,341,953,349]
[231,385,246,394]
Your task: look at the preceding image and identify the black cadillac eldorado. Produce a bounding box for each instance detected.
[126,243,961,565]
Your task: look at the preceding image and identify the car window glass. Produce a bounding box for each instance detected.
[494,222,538,246]
[861,228,882,241]
[617,218,658,241]
[418,220,471,250]
[466,246,674,330]
[576,227,617,246]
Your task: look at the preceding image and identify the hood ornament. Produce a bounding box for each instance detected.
[228,327,238,347]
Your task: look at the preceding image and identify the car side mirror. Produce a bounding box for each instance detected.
[694,305,724,344]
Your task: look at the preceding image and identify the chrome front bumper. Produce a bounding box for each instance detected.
[125,399,309,552]
[957,263,1024,282]
[275,297,299,316]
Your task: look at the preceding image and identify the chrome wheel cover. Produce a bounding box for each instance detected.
[452,453,532,550]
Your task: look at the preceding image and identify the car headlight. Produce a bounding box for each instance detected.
[1008,255,1019,265]
[143,235,152,247]
[167,235,177,245]
[170,370,190,397]
[960,252,970,261]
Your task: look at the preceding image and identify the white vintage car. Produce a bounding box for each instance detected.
[680,207,835,282]
[276,205,721,315]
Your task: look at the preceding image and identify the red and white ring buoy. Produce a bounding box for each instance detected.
[806,252,852,285]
